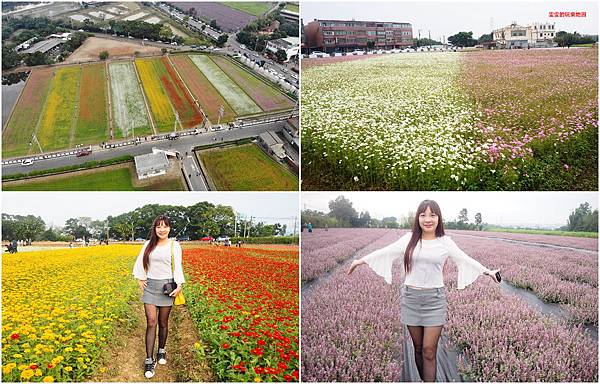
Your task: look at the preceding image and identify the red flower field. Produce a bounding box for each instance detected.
[183,245,299,382]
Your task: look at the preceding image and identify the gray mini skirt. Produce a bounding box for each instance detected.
[400,285,447,326]
[142,278,175,307]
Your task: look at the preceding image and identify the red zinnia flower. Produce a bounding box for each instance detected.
[29,364,38,370]
[254,367,265,374]
[251,347,263,356]
[222,343,230,349]
[257,339,266,346]
[10,333,19,340]
[284,375,294,382]
[278,362,287,370]
[47,364,54,369]
[220,325,229,330]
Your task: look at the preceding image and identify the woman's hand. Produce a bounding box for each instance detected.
[169,285,182,297]
[138,280,147,291]
[486,269,501,284]
[348,259,365,275]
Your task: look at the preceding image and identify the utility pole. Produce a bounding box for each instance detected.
[248,216,253,238]
[234,212,237,237]
[293,217,297,236]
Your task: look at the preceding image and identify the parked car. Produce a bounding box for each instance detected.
[201,236,214,241]
[21,158,34,166]
[168,132,180,140]
[76,148,91,157]
[216,236,230,242]
[177,236,190,241]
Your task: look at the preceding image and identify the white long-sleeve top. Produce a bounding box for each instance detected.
[362,232,490,289]
[132,240,185,285]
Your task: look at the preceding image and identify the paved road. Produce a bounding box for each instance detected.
[2,121,288,176]
[181,154,208,191]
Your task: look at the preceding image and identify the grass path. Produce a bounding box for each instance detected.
[92,302,213,382]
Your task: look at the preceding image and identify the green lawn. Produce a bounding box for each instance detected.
[283,3,299,13]
[485,227,597,238]
[198,143,298,191]
[3,166,185,191]
[220,2,272,16]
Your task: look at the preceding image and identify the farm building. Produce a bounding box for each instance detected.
[22,38,63,54]
[134,151,170,179]
[280,9,299,24]
[493,22,556,49]
[266,37,300,61]
[258,131,286,160]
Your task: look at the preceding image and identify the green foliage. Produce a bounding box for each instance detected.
[99,50,109,60]
[2,46,20,69]
[23,51,48,66]
[448,31,477,47]
[276,48,287,62]
[554,31,597,47]
[567,202,598,232]
[217,34,229,47]
[1,214,45,243]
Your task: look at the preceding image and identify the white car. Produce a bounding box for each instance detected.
[21,158,34,166]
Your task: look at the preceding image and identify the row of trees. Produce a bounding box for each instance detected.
[2,202,288,243]
[445,30,597,48]
[301,196,597,233]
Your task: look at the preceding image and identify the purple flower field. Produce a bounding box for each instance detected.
[447,229,598,251]
[450,233,598,325]
[302,229,598,381]
[301,228,400,282]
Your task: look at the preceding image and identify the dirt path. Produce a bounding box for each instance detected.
[92,302,213,382]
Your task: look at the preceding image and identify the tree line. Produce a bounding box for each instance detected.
[2,202,288,244]
[445,30,597,48]
[301,196,597,233]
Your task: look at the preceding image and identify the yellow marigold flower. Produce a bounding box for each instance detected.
[254,377,262,382]
[42,376,55,382]
[18,364,27,371]
[3,363,16,374]
[64,366,73,372]
[12,353,23,359]
[35,368,43,376]
[21,369,35,380]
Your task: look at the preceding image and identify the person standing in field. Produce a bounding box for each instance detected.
[348,200,500,382]
[133,215,185,379]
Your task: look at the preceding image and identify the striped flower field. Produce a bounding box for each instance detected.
[2,54,293,158]
[301,49,598,191]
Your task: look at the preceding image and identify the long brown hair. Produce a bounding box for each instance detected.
[403,200,445,274]
[143,215,172,272]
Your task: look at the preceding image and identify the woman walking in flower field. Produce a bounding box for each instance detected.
[348,200,501,382]
[133,215,185,379]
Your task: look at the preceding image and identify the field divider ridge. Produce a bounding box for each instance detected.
[105,61,114,140]
[68,65,83,148]
[29,69,56,156]
[3,68,33,131]
[451,232,596,254]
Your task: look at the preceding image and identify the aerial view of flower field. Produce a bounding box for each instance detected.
[300,192,598,382]
[301,49,598,191]
[3,54,293,159]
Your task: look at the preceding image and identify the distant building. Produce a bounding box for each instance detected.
[16,37,36,51]
[22,38,64,54]
[259,20,280,36]
[304,19,413,53]
[258,131,286,160]
[266,37,300,61]
[493,22,556,49]
[282,117,299,152]
[47,32,72,40]
[280,9,299,24]
[134,152,170,179]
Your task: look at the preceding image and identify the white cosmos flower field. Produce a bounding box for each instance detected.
[302,53,481,190]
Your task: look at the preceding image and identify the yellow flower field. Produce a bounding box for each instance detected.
[135,58,175,132]
[2,245,140,382]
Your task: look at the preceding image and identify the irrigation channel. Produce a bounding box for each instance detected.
[301,234,598,382]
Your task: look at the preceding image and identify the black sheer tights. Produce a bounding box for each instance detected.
[144,304,172,359]
[407,325,443,382]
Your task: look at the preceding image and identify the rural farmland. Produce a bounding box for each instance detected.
[3,54,294,158]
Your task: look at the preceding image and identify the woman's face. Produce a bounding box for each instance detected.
[418,206,438,235]
[155,221,171,240]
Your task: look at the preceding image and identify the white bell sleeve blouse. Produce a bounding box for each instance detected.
[361,233,491,289]
[132,240,185,285]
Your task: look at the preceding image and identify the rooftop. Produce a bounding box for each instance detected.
[22,38,63,54]
[134,152,169,174]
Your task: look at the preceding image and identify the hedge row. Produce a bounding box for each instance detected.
[230,236,299,245]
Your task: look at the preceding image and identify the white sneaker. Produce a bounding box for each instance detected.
[157,349,167,365]
[144,358,156,378]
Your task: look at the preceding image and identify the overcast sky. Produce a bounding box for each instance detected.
[302,192,598,228]
[2,192,299,228]
[302,0,598,40]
